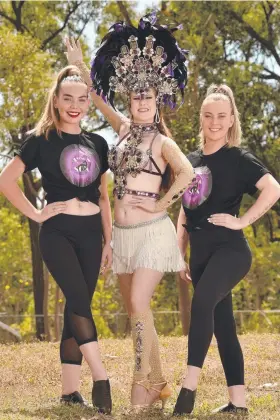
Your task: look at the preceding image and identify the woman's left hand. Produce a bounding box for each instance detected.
[127,197,157,213]
[100,243,113,274]
[208,213,245,230]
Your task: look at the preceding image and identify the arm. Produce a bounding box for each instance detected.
[99,172,113,272]
[177,205,189,257]
[240,174,280,226]
[177,206,192,282]
[0,157,66,222]
[154,138,194,212]
[65,38,129,134]
[91,89,129,134]
[209,174,280,229]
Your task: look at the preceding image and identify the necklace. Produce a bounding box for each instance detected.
[108,122,158,199]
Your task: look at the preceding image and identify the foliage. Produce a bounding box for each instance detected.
[0,1,280,340]
[0,193,33,334]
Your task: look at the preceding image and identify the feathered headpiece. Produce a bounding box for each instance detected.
[91,12,188,109]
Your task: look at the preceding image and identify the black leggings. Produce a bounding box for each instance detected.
[39,213,102,365]
[188,229,252,386]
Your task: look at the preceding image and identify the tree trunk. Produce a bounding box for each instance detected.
[117,1,133,25]
[178,274,192,335]
[22,173,45,340]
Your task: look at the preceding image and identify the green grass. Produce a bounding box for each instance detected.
[0,334,279,419]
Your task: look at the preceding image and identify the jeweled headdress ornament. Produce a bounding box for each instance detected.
[91,12,188,109]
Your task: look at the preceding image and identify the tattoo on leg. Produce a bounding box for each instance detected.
[135,321,144,371]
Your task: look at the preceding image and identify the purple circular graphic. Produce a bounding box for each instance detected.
[182,166,212,209]
[60,144,100,187]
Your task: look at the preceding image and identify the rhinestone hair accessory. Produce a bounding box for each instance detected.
[61,75,84,84]
[109,34,179,103]
[91,12,188,109]
[207,85,232,103]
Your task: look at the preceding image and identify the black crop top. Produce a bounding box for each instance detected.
[181,145,270,232]
[15,129,109,205]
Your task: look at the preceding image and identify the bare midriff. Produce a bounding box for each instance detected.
[114,171,166,226]
[61,198,100,216]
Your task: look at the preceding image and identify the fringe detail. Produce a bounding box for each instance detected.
[112,215,185,274]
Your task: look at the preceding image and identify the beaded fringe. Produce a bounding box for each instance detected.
[112,214,186,274]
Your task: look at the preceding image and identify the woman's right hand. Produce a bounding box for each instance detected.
[35,202,67,223]
[65,37,83,64]
[179,264,192,283]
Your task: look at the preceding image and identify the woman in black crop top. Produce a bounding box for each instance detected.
[0,66,112,413]
[173,84,280,416]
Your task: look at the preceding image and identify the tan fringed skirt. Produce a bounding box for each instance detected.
[112,214,186,274]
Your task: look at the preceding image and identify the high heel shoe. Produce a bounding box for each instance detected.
[60,391,88,406]
[92,379,112,414]
[149,381,172,409]
[131,380,150,410]
[173,387,196,415]
[212,402,249,415]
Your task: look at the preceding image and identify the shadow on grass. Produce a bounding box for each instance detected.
[1,404,97,420]
[1,405,250,420]
[112,407,251,420]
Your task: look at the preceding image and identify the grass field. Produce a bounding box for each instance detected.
[0,334,279,420]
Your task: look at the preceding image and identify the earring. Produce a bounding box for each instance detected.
[155,107,160,124]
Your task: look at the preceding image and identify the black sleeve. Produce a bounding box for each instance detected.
[100,137,109,174]
[14,134,40,172]
[238,150,270,196]
[186,152,195,164]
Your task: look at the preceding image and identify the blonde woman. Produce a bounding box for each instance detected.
[66,12,194,408]
[0,66,112,414]
[173,84,280,415]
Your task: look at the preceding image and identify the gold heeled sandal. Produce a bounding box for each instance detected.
[131,380,150,411]
[149,381,172,409]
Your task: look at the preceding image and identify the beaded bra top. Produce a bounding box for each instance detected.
[108,122,163,199]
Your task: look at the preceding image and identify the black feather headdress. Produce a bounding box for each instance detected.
[91,11,188,109]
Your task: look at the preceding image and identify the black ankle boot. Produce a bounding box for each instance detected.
[213,402,249,415]
[60,391,88,406]
[173,388,196,416]
[92,379,112,414]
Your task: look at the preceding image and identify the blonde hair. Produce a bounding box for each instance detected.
[199,84,242,149]
[29,65,87,140]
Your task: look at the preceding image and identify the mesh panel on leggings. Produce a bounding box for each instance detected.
[67,310,98,346]
[60,337,83,365]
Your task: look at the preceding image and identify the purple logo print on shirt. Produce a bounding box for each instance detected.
[182,166,212,209]
[60,144,100,187]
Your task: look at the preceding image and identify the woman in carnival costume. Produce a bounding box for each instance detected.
[66,11,194,409]
[174,84,280,416]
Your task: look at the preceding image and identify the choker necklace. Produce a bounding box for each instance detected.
[130,122,158,130]
[108,122,159,199]
[127,122,158,148]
